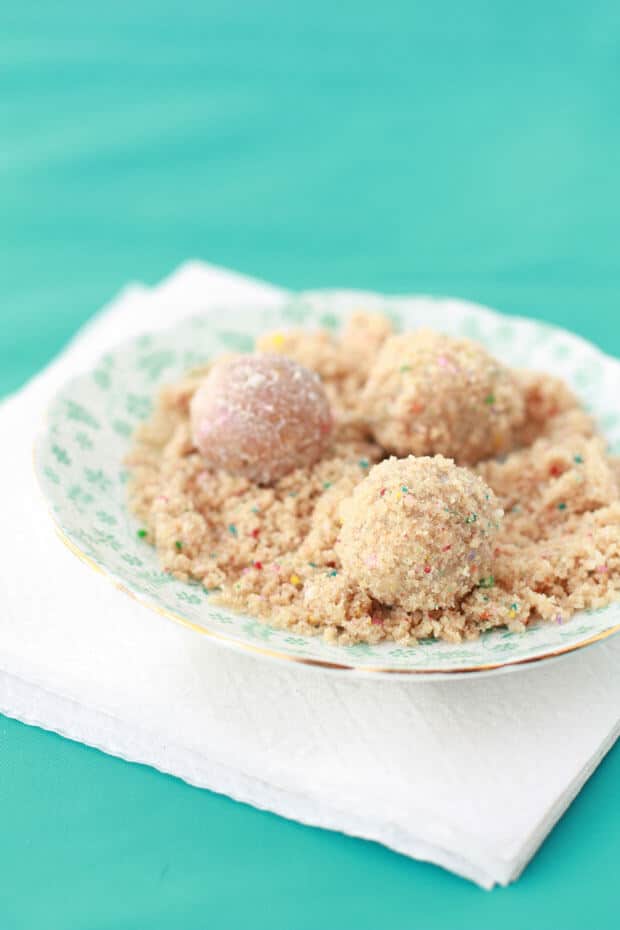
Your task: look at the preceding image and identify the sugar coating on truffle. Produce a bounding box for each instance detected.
[337,455,503,611]
[362,330,525,464]
[190,353,333,485]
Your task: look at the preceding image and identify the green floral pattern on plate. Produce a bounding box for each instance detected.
[34,293,620,677]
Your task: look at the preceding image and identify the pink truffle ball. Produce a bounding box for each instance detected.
[190,353,333,485]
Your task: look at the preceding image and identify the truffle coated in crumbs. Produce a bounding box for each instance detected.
[362,329,526,464]
[190,353,333,485]
[337,456,502,611]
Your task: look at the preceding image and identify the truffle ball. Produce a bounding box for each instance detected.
[337,455,503,611]
[362,330,525,464]
[190,353,333,485]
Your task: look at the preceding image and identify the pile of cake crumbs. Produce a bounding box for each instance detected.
[126,312,620,646]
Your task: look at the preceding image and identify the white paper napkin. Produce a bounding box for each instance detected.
[1,262,619,889]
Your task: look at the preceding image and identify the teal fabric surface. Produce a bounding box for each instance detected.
[2,2,619,927]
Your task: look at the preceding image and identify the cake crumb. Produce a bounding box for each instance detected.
[126,312,620,645]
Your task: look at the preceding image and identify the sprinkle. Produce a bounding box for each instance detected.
[175,540,183,551]
[557,502,567,511]
[289,574,301,586]
[328,570,338,577]
[597,565,608,573]
[478,575,495,589]
[442,544,452,551]
[410,402,425,414]
[380,488,386,496]
[549,464,562,477]
[484,394,495,405]
[371,616,384,625]
[437,355,449,368]
[555,614,563,625]
[358,458,370,470]
[251,528,260,539]
[254,561,263,570]
[401,485,409,493]
[400,364,412,373]
[137,528,147,539]
[465,513,478,524]
[288,492,298,498]
[251,506,260,514]
[228,523,238,535]
[270,333,285,348]
[468,549,477,561]
[574,454,584,464]
[423,565,431,574]
[323,481,332,489]
[308,562,317,568]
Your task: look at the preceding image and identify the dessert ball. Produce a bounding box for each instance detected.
[337,455,503,611]
[190,353,333,485]
[362,330,525,464]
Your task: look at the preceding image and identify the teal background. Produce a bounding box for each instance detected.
[2,2,619,927]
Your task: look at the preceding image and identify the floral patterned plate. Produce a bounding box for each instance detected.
[34,292,620,678]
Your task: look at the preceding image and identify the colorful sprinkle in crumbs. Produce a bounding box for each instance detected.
[574,454,584,464]
[289,574,301,586]
[251,528,260,538]
[137,528,147,539]
[175,540,183,551]
[484,394,495,405]
[557,502,567,511]
[228,523,238,535]
[323,481,332,489]
[359,458,370,470]
[254,561,263,570]
[400,364,412,373]
[478,575,495,588]
[328,570,338,577]
[465,513,478,523]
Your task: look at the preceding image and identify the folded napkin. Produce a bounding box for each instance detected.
[1,262,619,889]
